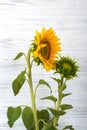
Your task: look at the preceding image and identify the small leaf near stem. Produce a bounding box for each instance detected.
[62,93,71,98]
[34,79,52,97]
[41,95,57,103]
[41,95,57,109]
[14,52,26,61]
[38,119,57,130]
[60,104,73,111]
[48,108,66,117]
[12,70,26,96]
[62,125,75,130]
[37,109,49,129]
[43,121,58,130]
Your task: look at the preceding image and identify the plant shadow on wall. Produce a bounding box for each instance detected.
[7,28,79,130]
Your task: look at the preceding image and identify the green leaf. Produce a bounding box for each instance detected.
[51,77,61,85]
[62,125,75,130]
[41,95,57,102]
[38,79,52,94]
[43,122,57,130]
[22,107,35,130]
[62,93,71,98]
[12,70,26,95]
[7,106,22,128]
[60,104,73,111]
[14,52,24,60]
[37,109,49,121]
[48,108,66,117]
[37,109,49,129]
[61,83,66,91]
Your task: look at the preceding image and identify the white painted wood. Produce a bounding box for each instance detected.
[0,0,87,129]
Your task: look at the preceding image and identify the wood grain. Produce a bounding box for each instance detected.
[0,0,87,130]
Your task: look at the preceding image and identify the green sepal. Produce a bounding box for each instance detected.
[60,104,73,111]
[62,125,75,130]
[7,106,22,128]
[38,79,52,94]
[33,57,42,66]
[22,106,35,130]
[14,52,24,60]
[41,95,57,102]
[48,108,66,117]
[30,43,37,52]
[12,70,26,96]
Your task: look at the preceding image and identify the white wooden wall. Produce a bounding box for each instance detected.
[0,0,87,130]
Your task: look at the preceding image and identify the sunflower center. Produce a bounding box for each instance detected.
[63,63,72,71]
[40,41,51,60]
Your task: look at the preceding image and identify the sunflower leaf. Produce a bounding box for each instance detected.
[43,122,57,130]
[37,109,49,129]
[14,52,24,60]
[62,93,71,98]
[41,95,57,102]
[60,104,73,111]
[7,106,22,128]
[12,70,26,96]
[62,125,75,130]
[48,108,66,117]
[22,107,35,130]
[51,77,61,85]
[38,79,52,94]
[61,83,66,91]
[37,109,49,121]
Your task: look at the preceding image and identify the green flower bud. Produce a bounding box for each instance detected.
[55,56,79,80]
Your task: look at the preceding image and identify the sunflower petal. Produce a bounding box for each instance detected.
[32,27,61,71]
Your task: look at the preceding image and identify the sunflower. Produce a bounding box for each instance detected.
[32,27,61,71]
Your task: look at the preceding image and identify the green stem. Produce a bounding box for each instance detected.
[53,76,64,127]
[26,50,39,130]
[57,76,63,109]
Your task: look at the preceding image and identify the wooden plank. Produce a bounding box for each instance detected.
[0,0,87,129]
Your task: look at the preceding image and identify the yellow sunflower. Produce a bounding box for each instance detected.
[32,27,61,71]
